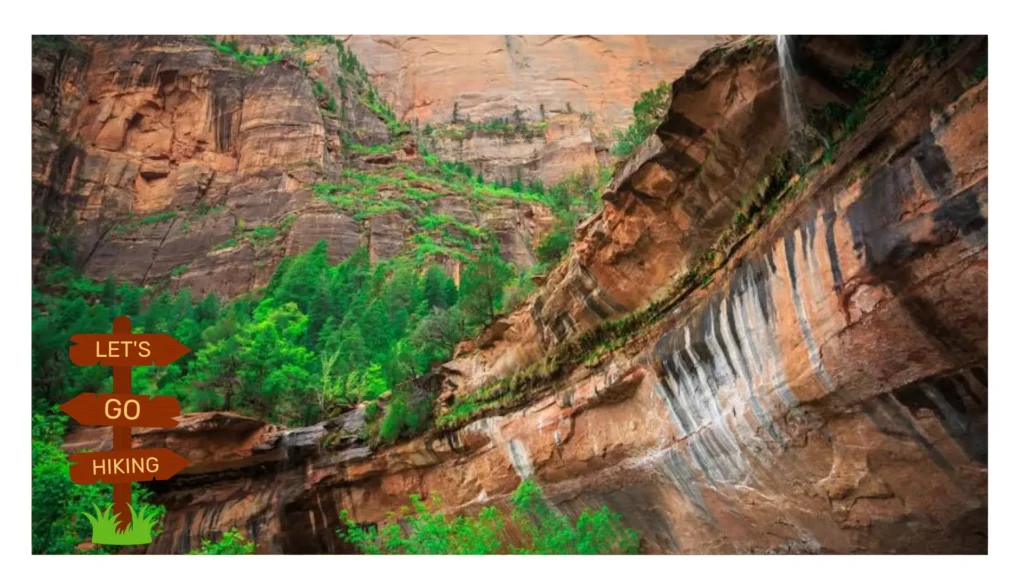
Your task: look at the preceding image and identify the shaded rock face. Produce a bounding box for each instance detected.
[59,36,987,555]
[31,36,551,297]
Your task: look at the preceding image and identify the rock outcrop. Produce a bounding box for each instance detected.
[424,112,602,187]
[31,36,552,297]
[58,35,988,555]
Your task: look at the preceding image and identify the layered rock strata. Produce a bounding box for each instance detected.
[60,36,988,554]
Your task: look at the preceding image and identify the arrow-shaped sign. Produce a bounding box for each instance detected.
[69,333,191,367]
[68,448,191,485]
[60,393,181,429]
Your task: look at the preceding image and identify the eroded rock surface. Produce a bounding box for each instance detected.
[31,36,553,297]
[57,36,987,555]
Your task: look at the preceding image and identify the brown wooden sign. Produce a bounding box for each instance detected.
[69,333,191,367]
[65,316,191,531]
[68,448,191,485]
[60,393,181,429]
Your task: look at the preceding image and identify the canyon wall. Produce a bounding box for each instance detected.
[57,35,988,554]
[31,36,553,298]
[344,35,730,186]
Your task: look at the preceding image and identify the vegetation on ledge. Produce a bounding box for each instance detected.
[610,81,671,157]
[338,479,639,554]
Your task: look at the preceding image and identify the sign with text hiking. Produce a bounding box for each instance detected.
[61,316,191,546]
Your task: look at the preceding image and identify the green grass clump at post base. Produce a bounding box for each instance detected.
[83,503,163,546]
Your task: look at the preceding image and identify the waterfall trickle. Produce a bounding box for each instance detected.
[776,35,805,134]
[776,35,817,162]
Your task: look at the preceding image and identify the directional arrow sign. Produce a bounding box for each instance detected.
[69,333,191,367]
[68,448,191,485]
[60,393,181,429]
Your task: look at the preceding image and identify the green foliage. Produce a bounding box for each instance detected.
[34,158,612,447]
[430,116,547,141]
[502,264,544,313]
[139,211,177,226]
[329,39,409,136]
[536,225,572,266]
[28,236,519,429]
[611,81,671,157]
[32,407,103,554]
[32,407,164,554]
[376,384,433,444]
[314,80,339,113]
[349,142,393,155]
[111,211,179,237]
[188,527,256,555]
[338,479,639,554]
[287,35,335,48]
[201,36,282,69]
[211,237,238,251]
[458,241,514,329]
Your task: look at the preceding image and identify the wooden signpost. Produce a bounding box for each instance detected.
[61,316,192,532]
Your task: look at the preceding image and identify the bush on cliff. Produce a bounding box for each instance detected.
[610,81,671,158]
[337,478,640,554]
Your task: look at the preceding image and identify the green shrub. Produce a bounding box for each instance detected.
[338,478,639,554]
[200,36,282,69]
[537,226,572,266]
[610,81,671,157]
[188,527,256,554]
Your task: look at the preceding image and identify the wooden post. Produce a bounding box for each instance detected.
[111,315,132,532]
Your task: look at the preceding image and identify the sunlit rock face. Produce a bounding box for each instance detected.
[57,36,987,554]
[344,35,731,135]
[344,35,732,186]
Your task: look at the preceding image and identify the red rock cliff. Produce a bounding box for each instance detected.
[57,35,987,554]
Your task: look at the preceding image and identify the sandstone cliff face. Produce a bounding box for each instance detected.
[31,36,551,297]
[344,35,730,135]
[344,35,730,187]
[424,112,602,186]
[59,36,988,554]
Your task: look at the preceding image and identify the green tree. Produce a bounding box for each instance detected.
[421,264,457,310]
[611,81,671,157]
[235,301,318,424]
[410,307,465,372]
[537,226,573,266]
[458,241,513,328]
[377,384,433,444]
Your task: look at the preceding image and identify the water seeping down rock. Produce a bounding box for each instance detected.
[59,35,988,554]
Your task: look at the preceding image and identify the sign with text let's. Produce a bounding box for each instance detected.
[69,332,191,366]
[61,316,192,537]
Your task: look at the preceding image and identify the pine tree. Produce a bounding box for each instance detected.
[458,241,513,328]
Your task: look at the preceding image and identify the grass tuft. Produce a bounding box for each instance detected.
[83,503,162,546]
